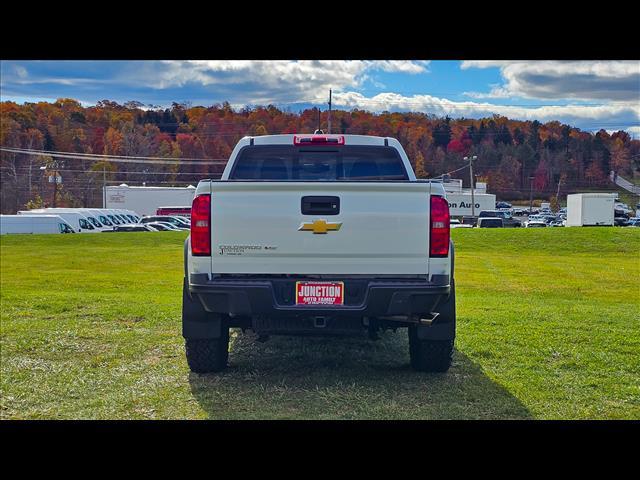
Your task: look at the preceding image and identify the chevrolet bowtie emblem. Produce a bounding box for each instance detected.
[298,219,342,234]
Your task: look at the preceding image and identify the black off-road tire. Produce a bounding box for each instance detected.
[408,330,454,372]
[185,329,229,373]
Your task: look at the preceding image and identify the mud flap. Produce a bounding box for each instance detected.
[182,277,222,339]
[416,279,456,341]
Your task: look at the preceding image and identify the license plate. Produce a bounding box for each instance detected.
[295,281,344,306]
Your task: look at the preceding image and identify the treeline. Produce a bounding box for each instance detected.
[1,98,639,213]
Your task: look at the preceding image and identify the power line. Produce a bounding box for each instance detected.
[0,147,227,165]
[0,146,226,162]
[0,167,222,176]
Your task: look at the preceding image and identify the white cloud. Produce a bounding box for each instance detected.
[126,60,429,103]
[331,91,640,131]
[372,60,430,73]
[462,85,511,99]
[13,65,28,79]
[462,60,640,102]
[623,126,640,139]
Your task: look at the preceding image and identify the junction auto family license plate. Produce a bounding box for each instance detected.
[295,281,344,306]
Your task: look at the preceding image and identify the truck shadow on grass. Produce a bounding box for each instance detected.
[188,330,532,420]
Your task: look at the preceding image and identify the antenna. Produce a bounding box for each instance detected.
[328,89,332,134]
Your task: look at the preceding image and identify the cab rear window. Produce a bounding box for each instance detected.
[229,145,408,181]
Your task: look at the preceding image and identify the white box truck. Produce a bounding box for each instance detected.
[105,184,196,216]
[0,215,76,235]
[566,193,615,226]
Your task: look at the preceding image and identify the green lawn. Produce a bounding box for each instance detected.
[1,228,638,419]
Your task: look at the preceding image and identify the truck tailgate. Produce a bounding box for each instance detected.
[209,181,431,275]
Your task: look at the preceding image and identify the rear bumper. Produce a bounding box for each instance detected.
[188,274,450,319]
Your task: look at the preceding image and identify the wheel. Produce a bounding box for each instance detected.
[408,331,453,372]
[185,330,229,373]
[183,277,229,373]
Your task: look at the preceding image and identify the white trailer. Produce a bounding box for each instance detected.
[566,193,615,226]
[0,215,76,235]
[105,184,197,216]
[445,192,496,217]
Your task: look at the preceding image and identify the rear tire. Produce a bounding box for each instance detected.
[408,329,453,372]
[185,329,229,373]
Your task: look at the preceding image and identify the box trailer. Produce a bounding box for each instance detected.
[0,215,76,235]
[105,185,197,216]
[566,193,615,226]
[445,192,496,217]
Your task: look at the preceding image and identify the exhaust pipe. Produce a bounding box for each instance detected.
[416,312,440,325]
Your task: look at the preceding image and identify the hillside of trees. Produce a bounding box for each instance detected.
[2,98,639,213]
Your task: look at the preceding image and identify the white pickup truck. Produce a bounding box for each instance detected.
[183,134,455,372]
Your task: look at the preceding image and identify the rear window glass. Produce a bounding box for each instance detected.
[230,145,408,181]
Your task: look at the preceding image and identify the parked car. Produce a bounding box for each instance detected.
[102,224,157,232]
[450,219,473,229]
[461,215,477,226]
[140,215,190,230]
[144,221,182,231]
[478,210,521,227]
[512,207,527,216]
[496,201,512,209]
[477,217,503,228]
[157,206,191,218]
[525,220,547,227]
[542,215,559,224]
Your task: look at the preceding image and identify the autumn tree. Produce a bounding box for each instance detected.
[2,98,639,212]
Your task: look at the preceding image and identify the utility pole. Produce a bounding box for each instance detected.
[554,174,565,212]
[464,155,478,217]
[103,165,106,208]
[39,166,47,206]
[52,169,59,207]
[529,176,535,213]
[555,174,563,199]
[328,89,332,134]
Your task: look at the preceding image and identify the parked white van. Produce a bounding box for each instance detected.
[117,209,140,223]
[43,208,108,231]
[100,209,126,226]
[85,209,115,228]
[18,209,98,233]
[1,215,76,235]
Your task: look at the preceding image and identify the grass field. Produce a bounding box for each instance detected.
[1,228,639,419]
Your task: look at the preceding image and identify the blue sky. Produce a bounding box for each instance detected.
[1,60,638,136]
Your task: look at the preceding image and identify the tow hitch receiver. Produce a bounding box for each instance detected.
[314,316,327,328]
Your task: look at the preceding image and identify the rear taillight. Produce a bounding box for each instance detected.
[430,195,450,257]
[191,194,211,256]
